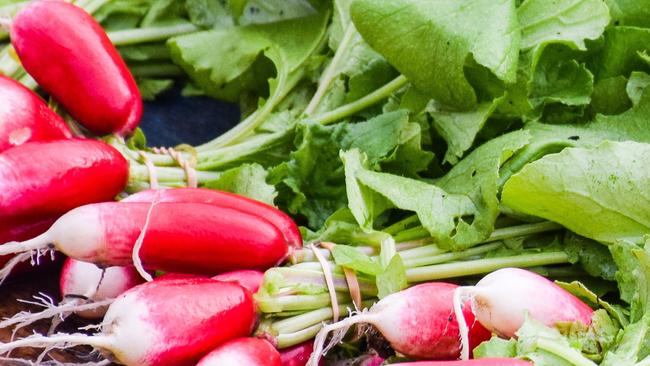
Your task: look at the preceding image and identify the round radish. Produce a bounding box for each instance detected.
[454,268,593,359]
[0,278,256,366]
[125,188,302,248]
[308,282,491,365]
[197,338,281,366]
[59,258,143,318]
[0,139,128,221]
[11,0,142,136]
[0,202,289,278]
[0,75,72,152]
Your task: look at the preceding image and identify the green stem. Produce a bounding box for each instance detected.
[312,75,408,125]
[258,293,352,313]
[129,63,184,78]
[304,26,357,115]
[81,0,111,13]
[402,242,503,268]
[394,221,563,244]
[383,215,420,235]
[276,324,323,349]
[271,300,374,335]
[405,251,570,283]
[536,338,597,366]
[128,163,222,189]
[108,23,199,46]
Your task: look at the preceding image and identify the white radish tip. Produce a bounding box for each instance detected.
[453,286,472,361]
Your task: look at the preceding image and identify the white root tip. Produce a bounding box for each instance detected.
[0,251,34,286]
[453,286,472,360]
[0,332,110,356]
[307,312,368,366]
[132,192,161,282]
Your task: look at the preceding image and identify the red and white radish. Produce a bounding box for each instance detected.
[11,0,142,136]
[0,202,290,280]
[125,188,302,248]
[197,338,281,366]
[454,267,593,359]
[307,282,491,365]
[0,258,143,331]
[390,359,532,366]
[0,139,128,221]
[0,75,72,152]
[0,278,256,366]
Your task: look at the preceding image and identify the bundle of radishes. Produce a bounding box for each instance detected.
[0,1,627,366]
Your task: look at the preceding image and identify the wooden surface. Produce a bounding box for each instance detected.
[0,266,106,365]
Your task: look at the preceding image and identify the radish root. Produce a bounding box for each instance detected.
[0,332,111,355]
[308,310,371,366]
[453,286,472,360]
[0,251,33,285]
[132,191,161,282]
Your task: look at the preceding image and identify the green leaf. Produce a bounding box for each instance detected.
[331,245,382,275]
[137,78,174,100]
[350,0,519,109]
[375,254,407,299]
[627,72,650,106]
[517,0,610,50]
[237,0,316,26]
[473,337,517,359]
[202,163,277,205]
[430,96,505,165]
[563,233,617,281]
[605,0,650,27]
[590,76,632,115]
[601,313,650,365]
[557,280,629,327]
[185,0,233,28]
[502,141,650,244]
[597,26,650,80]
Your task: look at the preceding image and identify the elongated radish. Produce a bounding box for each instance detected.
[0,139,128,221]
[308,283,491,365]
[125,188,302,248]
[0,202,289,278]
[212,270,264,294]
[11,0,142,136]
[197,338,281,366]
[454,267,593,360]
[0,75,71,152]
[0,258,143,331]
[390,359,532,365]
[0,278,256,366]
[280,341,319,366]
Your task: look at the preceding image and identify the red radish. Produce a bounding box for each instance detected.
[125,188,302,248]
[307,283,491,365]
[197,338,281,366]
[0,202,290,279]
[389,359,532,365]
[0,139,128,221]
[11,0,142,136]
[0,75,72,152]
[212,270,264,294]
[0,278,256,366]
[454,268,593,360]
[0,217,57,279]
[280,341,319,366]
[0,258,143,331]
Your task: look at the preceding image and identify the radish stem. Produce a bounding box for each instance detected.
[108,23,199,46]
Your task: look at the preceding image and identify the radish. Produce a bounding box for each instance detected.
[196,338,281,366]
[389,359,532,365]
[307,282,491,365]
[0,75,72,152]
[11,0,142,136]
[0,278,256,366]
[280,341,319,366]
[0,217,57,280]
[0,258,143,331]
[125,188,302,248]
[454,268,593,360]
[0,202,290,280]
[212,270,264,294]
[0,139,128,221]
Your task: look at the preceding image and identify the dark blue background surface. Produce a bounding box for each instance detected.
[139,88,240,147]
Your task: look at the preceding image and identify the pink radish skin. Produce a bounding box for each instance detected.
[212,270,264,294]
[0,202,289,277]
[59,258,143,318]
[455,268,593,360]
[308,283,491,365]
[124,188,302,248]
[390,359,532,366]
[0,278,256,366]
[280,341,320,366]
[197,338,281,366]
